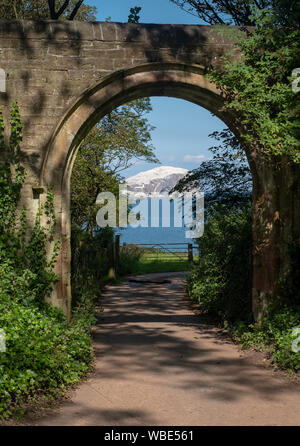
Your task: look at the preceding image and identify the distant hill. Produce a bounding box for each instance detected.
[126,166,188,199]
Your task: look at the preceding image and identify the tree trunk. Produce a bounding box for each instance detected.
[251,157,300,323]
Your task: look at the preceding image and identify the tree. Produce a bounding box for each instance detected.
[172,0,300,321]
[71,7,157,233]
[208,18,300,161]
[70,97,158,300]
[128,6,142,23]
[47,0,96,20]
[207,6,300,320]
[0,0,97,21]
[71,98,158,232]
[172,128,253,324]
[169,0,300,26]
[171,128,252,210]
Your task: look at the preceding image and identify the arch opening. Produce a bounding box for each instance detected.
[40,62,246,317]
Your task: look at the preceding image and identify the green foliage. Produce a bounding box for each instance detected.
[128,6,142,23]
[186,201,300,372]
[0,268,93,417]
[0,105,59,307]
[23,204,60,308]
[237,243,300,371]
[0,0,97,21]
[187,204,252,322]
[0,105,24,239]
[117,244,143,276]
[71,98,158,232]
[171,128,252,210]
[135,253,191,274]
[71,225,114,309]
[170,3,300,160]
[233,305,300,372]
[171,0,300,373]
[208,7,300,161]
[170,0,300,26]
[0,105,93,418]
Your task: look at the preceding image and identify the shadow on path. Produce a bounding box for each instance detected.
[34,272,300,426]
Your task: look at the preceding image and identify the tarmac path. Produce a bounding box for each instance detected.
[34,272,300,426]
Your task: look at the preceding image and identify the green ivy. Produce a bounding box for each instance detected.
[208,8,300,161]
[0,105,94,418]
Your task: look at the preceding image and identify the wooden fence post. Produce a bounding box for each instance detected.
[108,240,115,280]
[115,234,120,275]
[188,243,193,262]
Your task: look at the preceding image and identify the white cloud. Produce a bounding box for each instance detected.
[183,154,206,163]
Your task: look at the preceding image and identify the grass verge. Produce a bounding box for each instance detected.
[134,252,192,274]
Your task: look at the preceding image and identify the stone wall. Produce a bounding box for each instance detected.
[0,20,235,182]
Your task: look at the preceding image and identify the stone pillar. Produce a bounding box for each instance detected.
[251,157,300,323]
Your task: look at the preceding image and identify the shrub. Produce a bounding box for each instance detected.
[187,203,252,323]
[0,105,94,418]
[71,225,114,309]
[234,305,300,372]
[117,244,143,276]
[0,262,93,417]
[186,201,300,372]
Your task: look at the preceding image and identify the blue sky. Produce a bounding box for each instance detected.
[90,0,203,25]
[88,0,225,178]
[125,98,225,177]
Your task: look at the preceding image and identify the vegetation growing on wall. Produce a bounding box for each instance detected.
[0,105,94,418]
[207,7,300,162]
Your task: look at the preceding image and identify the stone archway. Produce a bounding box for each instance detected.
[0,20,297,323]
[40,61,243,319]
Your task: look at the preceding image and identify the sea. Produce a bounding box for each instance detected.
[117,226,195,248]
[116,197,197,250]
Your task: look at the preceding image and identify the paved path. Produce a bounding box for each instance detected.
[35,272,300,426]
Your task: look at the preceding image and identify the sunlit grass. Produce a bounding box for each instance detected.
[134,251,194,274]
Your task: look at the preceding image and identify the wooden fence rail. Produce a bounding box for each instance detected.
[110,238,198,277]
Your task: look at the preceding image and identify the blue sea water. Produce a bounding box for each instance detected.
[116,197,197,249]
[117,226,195,247]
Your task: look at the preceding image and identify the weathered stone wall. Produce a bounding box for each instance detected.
[0,20,234,181]
[0,21,295,324]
